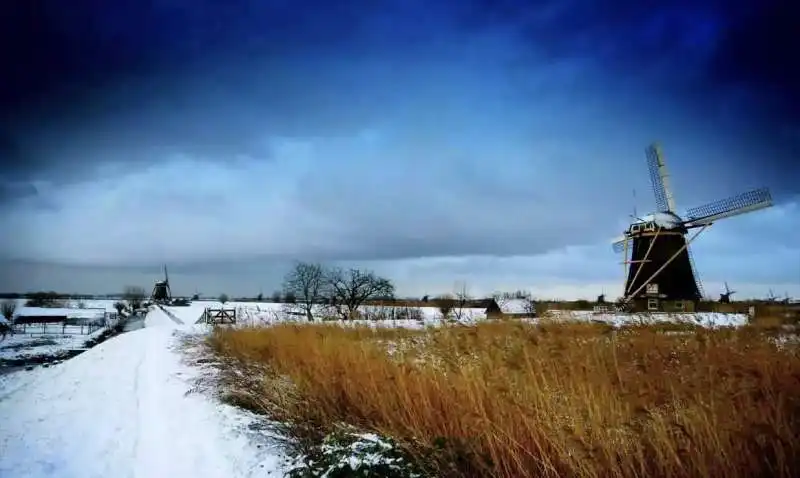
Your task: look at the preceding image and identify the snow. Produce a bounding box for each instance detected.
[0,327,108,361]
[180,301,748,330]
[12,307,106,320]
[8,298,122,313]
[639,211,682,228]
[543,310,749,327]
[178,302,489,327]
[0,307,286,478]
[496,298,533,315]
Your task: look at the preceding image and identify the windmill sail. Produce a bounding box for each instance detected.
[612,236,630,253]
[684,188,773,226]
[645,143,676,213]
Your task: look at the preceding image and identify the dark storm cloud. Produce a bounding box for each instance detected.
[1,0,384,177]
[0,0,800,187]
[457,0,800,192]
[0,0,368,109]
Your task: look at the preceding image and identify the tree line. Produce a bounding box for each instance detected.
[280,262,395,321]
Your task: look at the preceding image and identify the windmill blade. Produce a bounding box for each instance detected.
[686,242,705,299]
[683,187,773,226]
[611,236,630,253]
[645,143,676,213]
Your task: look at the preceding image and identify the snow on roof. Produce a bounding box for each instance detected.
[639,212,682,228]
[15,307,106,319]
[498,299,531,314]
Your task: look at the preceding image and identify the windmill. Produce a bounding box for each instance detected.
[150,265,172,304]
[719,282,736,303]
[612,142,773,312]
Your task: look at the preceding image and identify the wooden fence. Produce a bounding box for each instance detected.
[203,308,237,325]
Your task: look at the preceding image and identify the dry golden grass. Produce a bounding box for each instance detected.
[207,321,800,477]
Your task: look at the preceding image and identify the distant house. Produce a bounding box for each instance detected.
[13,311,68,325]
[496,298,536,318]
[469,298,535,319]
[13,307,106,326]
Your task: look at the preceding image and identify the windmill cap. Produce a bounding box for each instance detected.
[637,211,682,228]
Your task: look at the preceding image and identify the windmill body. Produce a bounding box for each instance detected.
[719,282,736,303]
[150,265,172,304]
[612,143,773,312]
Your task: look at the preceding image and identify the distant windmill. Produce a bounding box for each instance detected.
[612,142,773,312]
[150,265,172,304]
[719,282,736,303]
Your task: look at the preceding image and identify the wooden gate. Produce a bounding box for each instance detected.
[204,308,237,325]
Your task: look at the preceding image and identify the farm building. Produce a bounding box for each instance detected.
[496,298,536,318]
[11,307,107,331]
[465,299,536,319]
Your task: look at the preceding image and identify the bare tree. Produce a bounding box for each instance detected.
[270,290,282,303]
[282,262,328,321]
[435,294,456,321]
[1,300,16,322]
[0,300,16,340]
[123,286,146,310]
[113,301,126,314]
[452,281,471,322]
[219,293,229,304]
[523,297,538,317]
[327,267,395,320]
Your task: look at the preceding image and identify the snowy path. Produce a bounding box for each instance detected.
[0,309,284,478]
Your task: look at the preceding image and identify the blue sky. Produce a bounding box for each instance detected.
[0,0,798,299]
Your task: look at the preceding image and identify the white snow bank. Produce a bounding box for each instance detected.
[0,325,286,478]
[543,310,749,328]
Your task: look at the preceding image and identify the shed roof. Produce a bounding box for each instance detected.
[15,307,106,319]
[498,299,533,314]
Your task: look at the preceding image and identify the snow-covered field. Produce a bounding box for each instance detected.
[0,327,109,362]
[181,300,751,330]
[0,300,125,363]
[543,310,750,328]
[0,306,287,478]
